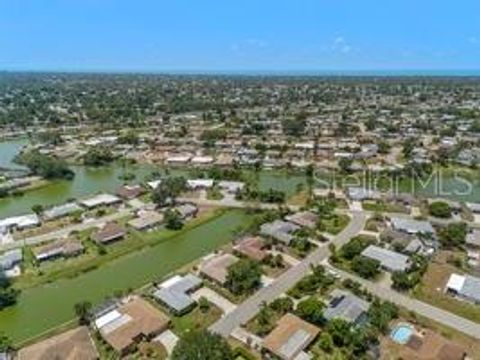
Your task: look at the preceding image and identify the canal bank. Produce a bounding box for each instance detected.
[0,209,253,344]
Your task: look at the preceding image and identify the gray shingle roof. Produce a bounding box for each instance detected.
[391,217,434,234]
[0,249,22,270]
[460,276,480,303]
[324,289,370,324]
[361,245,410,272]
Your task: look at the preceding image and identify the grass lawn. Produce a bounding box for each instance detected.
[170,304,223,337]
[320,213,350,235]
[413,252,480,324]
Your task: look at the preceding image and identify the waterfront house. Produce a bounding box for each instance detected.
[0,249,22,272]
[200,253,239,285]
[79,193,122,209]
[43,202,82,221]
[128,211,164,231]
[174,203,198,219]
[94,297,170,355]
[17,326,99,360]
[153,274,202,315]
[116,185,145,200]
[92,222,126,245]
[33,239,84,262]
[233,236,268,262]
[0,213,40,231]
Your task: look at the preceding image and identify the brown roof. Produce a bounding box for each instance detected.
[200,253,239,284]
[116,185,144,200]
[263,313,320,360]
[233,236,267,261]
[18,326,98,360]
[63,240,85,256]
[92,222,126,244]
[285,211,318,229]
[101,298,170,354]
[33,239,84,259]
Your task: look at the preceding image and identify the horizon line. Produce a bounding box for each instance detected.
[2,68,480,77]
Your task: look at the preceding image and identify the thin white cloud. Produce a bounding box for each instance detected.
[468,36,478,45]
[329,36,354,54]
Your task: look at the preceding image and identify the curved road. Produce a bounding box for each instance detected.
[210,211,367,337]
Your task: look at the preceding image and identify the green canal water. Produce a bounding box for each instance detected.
[0,138,307,218]
[0,209,252,343]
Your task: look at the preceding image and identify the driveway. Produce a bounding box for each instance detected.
[192,287,237,314]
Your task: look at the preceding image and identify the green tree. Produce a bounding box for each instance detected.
[165,209,184,230]
[83,146,115,166]
[172,330,233,360]
[438,223,467,249]
[428,201,452,218]
[295,297,325,325]
[31,204,44,215]
[225,259,262,295]
[74,301,92,325]
[0,332,11,352]
[152,177,187,207]
[0,277,20,310]
[351,256,380,279]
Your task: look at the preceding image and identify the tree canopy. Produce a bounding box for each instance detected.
[171,330,233,360]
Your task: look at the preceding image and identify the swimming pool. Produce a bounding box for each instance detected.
[390,323,414,344]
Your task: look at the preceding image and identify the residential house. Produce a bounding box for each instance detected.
[445,273,480,304]
[346,187,381,201]
[200,253,239,285]
[187,179,214,190]
[233,236,268,262]
[43,202,82,221]
[17,326,99,360]
[116,185,144,200]
[79,194,122,209]
[260,220,300,246]
[0,214,40,231]
[94,297,170,355]
[128,211,164,231]
[361,245,411,272]
[92,222,126,245]
[33,240,84,262]
[153,274,202,314]
[174,203,198,219]
[218,181,245,194]
[262,313,320,360]
[324,289,371,325]
[285,211,318,229]
[390,217,435,235]
[0,249,22,274]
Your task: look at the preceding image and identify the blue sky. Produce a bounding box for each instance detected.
[1,0,479,72]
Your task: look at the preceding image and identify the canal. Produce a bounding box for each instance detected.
[0,209,252,343]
